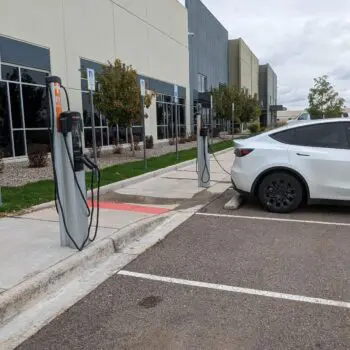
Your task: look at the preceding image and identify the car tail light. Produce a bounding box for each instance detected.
[234,148,254,157]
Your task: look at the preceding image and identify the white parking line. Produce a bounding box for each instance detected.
[196,212,350,227]
[118,270,350,309]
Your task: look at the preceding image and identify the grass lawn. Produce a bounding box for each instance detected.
[0,140,233,214]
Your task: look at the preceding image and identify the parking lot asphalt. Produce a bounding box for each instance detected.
[202,188,350,224]
[17,190,350,350]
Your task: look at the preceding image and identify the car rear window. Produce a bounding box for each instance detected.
[295,122,348,149]
[270,122,349,149]
[269,129,296,144]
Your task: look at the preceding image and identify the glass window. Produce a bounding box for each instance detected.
[26,130,50,152]
[295,123,348,149]
[1,65,19,81]
[0,82,13,157]
[21,68,48,85]
[156,103,163,125]
[82,93,101,127]
[132,126,143,142]
[84,128,102,148]
[270,129,297,144]
[9,83,23,128]
[0,35,50,71]
[13,130,25,156]
[22,85,48,128]
[157,126,166,140]
[81,79,88,91]
[118,127,128,144]
[179,105,185,125]
[298,112,309,121]
[101,127,108,146]
[180,126,186,137]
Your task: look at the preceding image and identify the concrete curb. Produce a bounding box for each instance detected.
[28,147,234,213]
[0,214,169,326]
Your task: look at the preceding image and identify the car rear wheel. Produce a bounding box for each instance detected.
[258,172,303,213]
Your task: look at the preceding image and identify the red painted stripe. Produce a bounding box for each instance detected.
[87,200,170,215]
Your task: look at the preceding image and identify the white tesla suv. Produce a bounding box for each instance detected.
[231,118,350,213]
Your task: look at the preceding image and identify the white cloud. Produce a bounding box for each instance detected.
[179,0,350,110]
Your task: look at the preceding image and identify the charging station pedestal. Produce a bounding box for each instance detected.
[197,104,211,188]
[47,76,89,249]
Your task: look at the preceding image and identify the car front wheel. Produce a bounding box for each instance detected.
[258,172,303,213]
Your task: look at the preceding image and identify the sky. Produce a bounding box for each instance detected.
[178,0,350,110]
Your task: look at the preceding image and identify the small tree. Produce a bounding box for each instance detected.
[212,85,261,130]
[307,75,345,118]
[144,90,156,119]
[94,59,141,155]
[240,90,261,124]
[212,84,236,132]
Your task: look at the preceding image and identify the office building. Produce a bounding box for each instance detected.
[0,0,190,158]
[259,64,278,126]
[185,0,228,127]
[228,38,259,97]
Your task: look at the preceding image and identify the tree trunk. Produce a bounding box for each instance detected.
[130,125,135,157]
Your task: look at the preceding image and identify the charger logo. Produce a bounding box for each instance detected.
[54,83,62,130]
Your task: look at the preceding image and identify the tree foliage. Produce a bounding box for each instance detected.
[94,59,141,127]
[212,85,261,124]
[307,75,345,118]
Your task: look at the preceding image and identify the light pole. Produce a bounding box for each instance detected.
[232,102,235,135]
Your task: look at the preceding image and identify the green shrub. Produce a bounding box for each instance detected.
[28,144,49,168]
[145,135,154,149]
[248,123,260,134]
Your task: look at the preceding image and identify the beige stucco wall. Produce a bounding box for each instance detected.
[228,38,259,97]
[0,0,190,139]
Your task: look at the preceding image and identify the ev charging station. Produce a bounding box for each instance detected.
[197,103,211,188]
[46,76,100,251]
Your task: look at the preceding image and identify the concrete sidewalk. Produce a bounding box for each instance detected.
[0,148,233,349]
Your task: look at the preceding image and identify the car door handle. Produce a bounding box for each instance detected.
[296,153,310,157]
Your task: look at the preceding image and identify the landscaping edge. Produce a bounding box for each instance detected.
[27,147,234,213]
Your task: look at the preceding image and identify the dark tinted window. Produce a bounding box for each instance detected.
[270,129,296,144]
[0,82,13,157]
[22,85,48,128]
[295,122,348,149]
[13,130,25,156]
[0,36,50,71]
[9,83,22,128]
[81,79,88,91]
[1,65,19,81]
[82,92,100,127]
[21,69,48,85]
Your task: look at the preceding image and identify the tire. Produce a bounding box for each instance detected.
[258,172,303,213]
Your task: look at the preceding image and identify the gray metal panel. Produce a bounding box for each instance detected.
[259,64,277,126]
[186,0,228,111]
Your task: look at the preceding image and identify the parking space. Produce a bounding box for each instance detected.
[19,276,350,350]
[202,188,350,224]
[17,189,350,349]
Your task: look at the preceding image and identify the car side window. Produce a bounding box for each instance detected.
[295,122,349,149]
[269,129,296,144]
[298,113,308,120]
